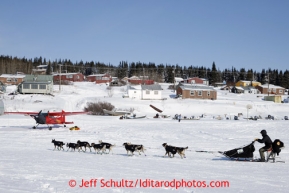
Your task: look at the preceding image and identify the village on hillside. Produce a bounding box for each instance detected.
[0,64,288,104]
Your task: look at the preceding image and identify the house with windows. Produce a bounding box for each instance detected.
[17,75,53,94]
[256,84,285,95]
[184,77,209,86]
[53,73,84,82]
[242,86,260,94]
[176,84,217,100]
[128,76,154,85]
[86,73,112,84]
[235,80,261,87]
[231,86,244,94]
[220,85,232,91]
[128,84,163,100]
[32,64,48,75]
[0,73,26,85]
[231,86,260,94]
[174,77,184,85]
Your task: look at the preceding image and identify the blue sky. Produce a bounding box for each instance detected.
[0,0,288,72]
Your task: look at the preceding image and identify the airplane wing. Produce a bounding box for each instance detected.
[4,112,39,116]
[50,111,87,116]
[4,110,87,116]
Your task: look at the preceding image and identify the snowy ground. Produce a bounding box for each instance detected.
[0,82,288,193]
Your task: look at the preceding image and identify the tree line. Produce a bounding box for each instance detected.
[1,55,289,89]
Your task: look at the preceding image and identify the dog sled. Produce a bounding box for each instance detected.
[196,140,285,162]
[220,141,255,160]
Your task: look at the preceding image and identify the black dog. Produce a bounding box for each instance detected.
[66,143,79,151]
[162,143,188,159]
[99,140,115,154]
[123,142,146,156]
[52,139,65,151]
[77,140,91,152]
[91,143,106,154]
[162,143,177,158]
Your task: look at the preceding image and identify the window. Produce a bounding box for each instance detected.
[154,91,158,95]
[76,75,79,79]
[39,85,46,89]
[66,75,73,78]
[31,84,38,89]
[6,78,11,82]
[279,90,283,94]
[146,90,150,94]
[23,84,30,89]
[207,91,210,96]
[198,91,202,96]
[190,91,195,96]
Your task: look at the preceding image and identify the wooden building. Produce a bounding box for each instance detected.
[53,73,84,82]
[256,84,285,95]
[0,73,26,85]
[128,84,163,100]
[176,84,217,100]
[17,75,53,94]
[86,74,112,84]
[184,77,209,86]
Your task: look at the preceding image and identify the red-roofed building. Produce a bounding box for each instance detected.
[184,77,209,86]
[86,73,112,84]
[0,73,26,85]
[53,73,85,82]
[128,76,154,85]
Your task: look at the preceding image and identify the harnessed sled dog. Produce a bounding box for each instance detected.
[162,143,188,159]
[91,143,106,154]
[51,139,65,151]
[77,140,91,152]
[123,142,146,156]
[66,143,79,151]
[99,140,116,154]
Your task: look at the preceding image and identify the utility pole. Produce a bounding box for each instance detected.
[173,68,176,92]
[267,73,269,96]
[141,67,144,100]
[126,66,129,94]
[58,64,62,91]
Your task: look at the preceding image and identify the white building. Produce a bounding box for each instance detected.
[18,75,53,94]
[174,77,184,85]
[128,84,163,100]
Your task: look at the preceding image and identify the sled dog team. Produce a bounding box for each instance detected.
[51,130,284,161]
[51,139,188,158]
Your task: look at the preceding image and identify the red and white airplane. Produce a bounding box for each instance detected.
[5,110,86,130]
